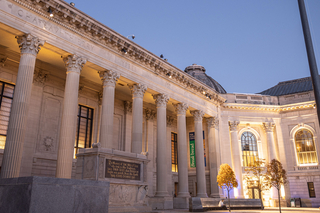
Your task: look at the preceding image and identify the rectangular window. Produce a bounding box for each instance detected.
[74,105,94,158]
[308,182,316,198]
[171,132,178,172]
[0,81,15,149]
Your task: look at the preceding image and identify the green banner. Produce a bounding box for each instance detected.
[189,132,196,167]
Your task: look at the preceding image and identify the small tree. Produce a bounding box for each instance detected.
[244,158,268,210]
[265,159,288,213]
[217,164,238,213]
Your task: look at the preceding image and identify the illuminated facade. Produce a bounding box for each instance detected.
[0,0,319,210]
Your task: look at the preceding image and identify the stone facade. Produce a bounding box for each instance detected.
[0,0,319,210]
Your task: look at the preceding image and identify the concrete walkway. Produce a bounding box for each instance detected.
[152,207,320,213]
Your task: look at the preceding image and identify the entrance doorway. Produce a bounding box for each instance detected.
[248,187,260,199]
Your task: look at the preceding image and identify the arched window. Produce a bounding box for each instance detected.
[241,131,258,167]
[295,129,318,165]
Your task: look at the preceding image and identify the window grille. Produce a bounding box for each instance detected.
[295,129,318,165]
[0,81,15,149]
[241,131,258,167]
[171,132,178,172]
[74,105,93,158]
[308,182,316,198]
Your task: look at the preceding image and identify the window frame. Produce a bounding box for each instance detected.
[171,132,178,172]
[0,81,15,137]
[308,182,316,198]
[241,131,259,167]
[74,105,94,157]
[294,129,318,166]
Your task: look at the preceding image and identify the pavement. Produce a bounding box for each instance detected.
[151,207,320,213]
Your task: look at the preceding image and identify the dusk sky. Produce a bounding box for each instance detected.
[72,0,320,94]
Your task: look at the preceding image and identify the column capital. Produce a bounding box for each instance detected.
[99,70,120,87]
[167,115,174,127]
[145,108,156,121]
[62,54,87,74]
[153,93,169,108]
[206,117,219,129]
[190,110,204,122]
[173,103,188,115]
[16,33,45,56]
[263,122,275,132]
[229,121,239,132]
[124,101,133,113]
[128,83,147,98]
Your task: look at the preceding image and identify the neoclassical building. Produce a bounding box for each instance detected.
[0,0,319,210]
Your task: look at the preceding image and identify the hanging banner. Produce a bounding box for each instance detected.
[189,131,206,168]
[189,132,196,168]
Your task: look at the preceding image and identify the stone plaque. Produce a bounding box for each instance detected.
[105,159,140,180]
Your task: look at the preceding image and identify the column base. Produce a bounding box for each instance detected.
[149,196,173,210]
[155,191,170,197]
[173,197,189,209]
[210,193,220,198]
[177,192,191,198]
[196,193,208,198]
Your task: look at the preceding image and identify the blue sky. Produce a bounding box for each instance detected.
[72,0,320,94]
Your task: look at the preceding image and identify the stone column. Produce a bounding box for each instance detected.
[173,103,190,197]
[0,34,44,178]
[190,110,207,198]
[145,108,156,196]
[56,54,86,179]
[206,117,220,198]
[263,122,278,200]
[229,121,244,198]
[129,84,147,154]
[99,70,120,148]
[263,122,277,161]
[124,101,133,152]
[153,93,170,197]
[167,115,174,196]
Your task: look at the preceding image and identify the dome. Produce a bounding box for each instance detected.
[184,64,227,94]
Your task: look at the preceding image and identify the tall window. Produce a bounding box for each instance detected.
[308,182,316,198]
[295,129,318,165]
[171,132,178,172]
[241,131,258,167]
[0,81,14,149]
[74,105,93,158]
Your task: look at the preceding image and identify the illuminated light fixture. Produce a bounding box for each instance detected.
[48,7,54,17]
[121,48,127,54]
[70,2,75,6]
[166,73,172,78]
[127,34,135,39]
[202,91,206,95]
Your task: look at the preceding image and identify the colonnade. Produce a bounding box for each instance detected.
[0,33,216,199]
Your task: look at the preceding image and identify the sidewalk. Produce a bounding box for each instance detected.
[152,207,320,213]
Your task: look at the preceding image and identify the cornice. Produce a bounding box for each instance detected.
[11,0,226,105]
[223,101,315,112]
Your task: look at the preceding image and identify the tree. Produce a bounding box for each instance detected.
[265,159,288,213]
[244,158,268,210]
[217,164,238,213]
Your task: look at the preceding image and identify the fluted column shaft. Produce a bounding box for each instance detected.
[99,70,119,148]
[153,94,169,197]
[206,117,220,198]
[263,122,277,161]
[1,34,44,178]
[173,103,190,197]
[229,121,244,198]
[56,55,86,179]
[191,110,207,198]
[129,84,146,154]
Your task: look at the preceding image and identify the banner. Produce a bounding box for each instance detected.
[189,131,206,168]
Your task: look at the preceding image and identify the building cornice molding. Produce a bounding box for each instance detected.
[12,0,226,105]
[223,101,315,112]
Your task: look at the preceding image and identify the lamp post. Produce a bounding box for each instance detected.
[297,0,320,126]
